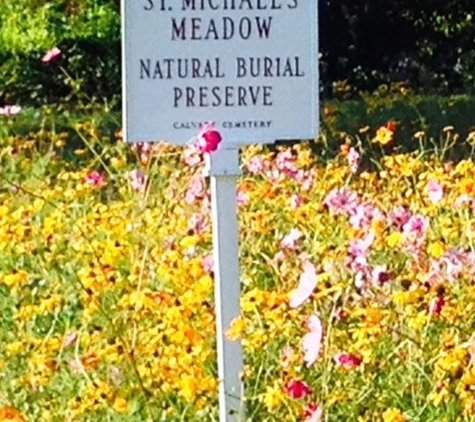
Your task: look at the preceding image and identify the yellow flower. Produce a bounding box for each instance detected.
[427,241,445,258]
[372,126,394,146]
[386,232,402,248]
[382,408,407,422]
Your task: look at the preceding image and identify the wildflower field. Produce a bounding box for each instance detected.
[1,105,475,422]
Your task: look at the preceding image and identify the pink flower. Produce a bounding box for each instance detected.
[334,353,362,369]
[303,314,323,367]
[41,47,62,63]
[289,261,317,308]
[0,105,21,116]
[426,180,443,204]
[85,171,106,188]
[246,155,269,174]
[389,206,411,228]
[196,122,222,153]
[324,188,359,215]
[285,379,311,400]
[347,147,360,173]
[236,191,249,206]
[304,403,323,422]
[202,254,214,274]
[403,214,429,237]
[128,169,148,193]
[185,174,206,204]
[280,228,302,249]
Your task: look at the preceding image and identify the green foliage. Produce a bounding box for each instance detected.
[0,0,120,107]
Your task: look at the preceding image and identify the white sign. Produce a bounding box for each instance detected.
[122,0,319,144]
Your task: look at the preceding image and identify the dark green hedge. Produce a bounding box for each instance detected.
[0,0,474,106]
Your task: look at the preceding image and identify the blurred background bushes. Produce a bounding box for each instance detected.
[0,0,474,112]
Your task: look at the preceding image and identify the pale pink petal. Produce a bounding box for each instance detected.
[303,314,323,367]
[304,403,323,422]
[289,261,317,308]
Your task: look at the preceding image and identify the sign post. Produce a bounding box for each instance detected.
[122,1,319,420]
[206,146,243,420]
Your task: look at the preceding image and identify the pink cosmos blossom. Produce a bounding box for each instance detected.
[347,147,360,173]
[334,352,362,369]
[280,228,302,249]
[349,230,375,258]
[127,169,148,193]
[285,379,311,399]
[289,261,317,308]
[185,174,206,204]
[236,191,249,206]
[85,171,106,188]
[202,254,214,274]
[245,155,269,174]
[323,188,359,215]
[349,201,382,229]
[426,180,443,204]
[389,206,411,228]
[41,46,62,63]
[196,122,222,153]
[276,149,299,179]
[0,105,21,116]
[304,403,323,422]
[403,214,429,237]
[302,314,323,367]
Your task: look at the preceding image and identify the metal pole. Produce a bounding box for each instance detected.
[206,146,244,422]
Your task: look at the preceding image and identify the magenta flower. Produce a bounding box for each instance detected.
[41,47,62,63]
[85,171,106,188]
[0,105,21,116]
[285,379,311,400]
[304,403,323,422]
[280,228,302,249]
[426,180,443,204]
[334,353,362,369]
[195,122,222,153]
[128,169,148,193]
